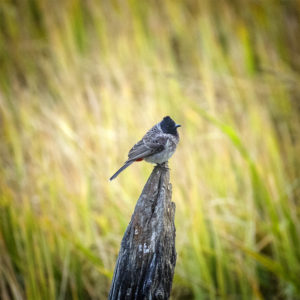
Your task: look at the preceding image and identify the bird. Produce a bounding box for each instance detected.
[110,116,181,180]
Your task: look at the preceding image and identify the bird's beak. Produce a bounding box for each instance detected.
[175,124,181,128]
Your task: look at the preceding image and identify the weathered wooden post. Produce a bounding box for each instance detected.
[109,163,176,300]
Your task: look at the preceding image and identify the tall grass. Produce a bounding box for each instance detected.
[0,0,300,299]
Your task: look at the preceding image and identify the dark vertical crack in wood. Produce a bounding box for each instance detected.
[108,163,176,300]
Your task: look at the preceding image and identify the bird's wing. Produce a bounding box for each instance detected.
[127,136,166,162]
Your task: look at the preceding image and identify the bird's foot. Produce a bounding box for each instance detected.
[156,162,170,171]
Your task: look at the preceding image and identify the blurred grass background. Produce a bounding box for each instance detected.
[0,0,300,299]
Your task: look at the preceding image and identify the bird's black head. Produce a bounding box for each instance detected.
[160,116,181,135]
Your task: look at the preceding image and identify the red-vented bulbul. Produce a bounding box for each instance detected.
[110,116,181,180]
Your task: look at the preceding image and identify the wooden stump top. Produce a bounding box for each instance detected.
[109,163,176,300]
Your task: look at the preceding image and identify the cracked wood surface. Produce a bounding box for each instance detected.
[108,163,176,300]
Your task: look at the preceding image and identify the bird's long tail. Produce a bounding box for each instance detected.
[109,160,135,180]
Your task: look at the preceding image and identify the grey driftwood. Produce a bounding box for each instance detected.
[108,163,176,300]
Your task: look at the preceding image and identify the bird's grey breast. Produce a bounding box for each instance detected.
[144,132,178,164]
